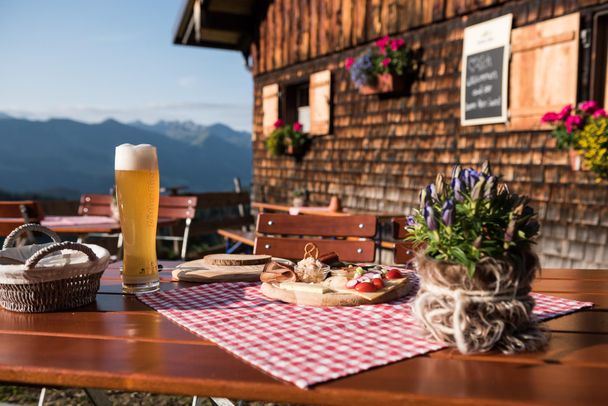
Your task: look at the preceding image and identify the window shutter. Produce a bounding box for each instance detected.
[262,84,279,136]
[309,70,331,135]
[509,13,580,129]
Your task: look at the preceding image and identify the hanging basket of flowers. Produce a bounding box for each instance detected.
[264,120,310,160]
[406,162,547,354]
[345,36,418,96]
[541,100,606,172]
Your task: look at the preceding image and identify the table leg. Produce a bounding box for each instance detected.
[84,388,112,406]
[37,387,46,406]
[192,396,241,406]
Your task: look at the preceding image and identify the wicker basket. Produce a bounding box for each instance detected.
[0,223,110,312]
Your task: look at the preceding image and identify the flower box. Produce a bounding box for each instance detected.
[346,35,418,97]
[358,73,407,95]
[569,148,582,171]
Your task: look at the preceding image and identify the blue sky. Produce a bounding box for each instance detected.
[0,0,253,130]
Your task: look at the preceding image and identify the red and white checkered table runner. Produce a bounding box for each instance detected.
[139,271,593,388]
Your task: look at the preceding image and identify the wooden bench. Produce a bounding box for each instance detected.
[0,201,44,240]
[186,184,254,255]
[254,213,377,262]
[78,194,197,260]
[212,178,255,253]
[156,195,198,260]
[392,217,416,265]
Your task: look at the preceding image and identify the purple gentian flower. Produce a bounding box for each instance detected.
[451,164,461,180]
[441,200,455,226]
[451,178,464,202]
[428,184,438,202]
[461,168,479,189]
[423,205,438,231]
[406,215,417,226]
[483,176,496,199]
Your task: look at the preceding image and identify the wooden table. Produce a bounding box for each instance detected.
[38,216,176,234]
[0,265,606,405]
[252,202,401,219]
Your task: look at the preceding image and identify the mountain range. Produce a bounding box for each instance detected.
[0,114,252,198]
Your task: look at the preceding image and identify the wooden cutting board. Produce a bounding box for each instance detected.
[260,277,413,306]
[202,254,271,266]
[172,259,266,283]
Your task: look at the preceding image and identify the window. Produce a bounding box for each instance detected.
[591,11,608,107]
[282,81,311,132]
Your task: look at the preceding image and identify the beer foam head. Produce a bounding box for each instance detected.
[115,144,158,170]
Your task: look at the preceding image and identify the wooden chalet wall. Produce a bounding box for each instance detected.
[250,0,608,269]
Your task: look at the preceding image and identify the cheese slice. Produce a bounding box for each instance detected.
[278,281,329,294]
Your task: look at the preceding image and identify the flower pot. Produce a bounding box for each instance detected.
[328,196,342,212]
[569,149,582,171]
[413,250,547,354]
[286,144,302,156]
[358,73,407,95]
[292,197,305,208]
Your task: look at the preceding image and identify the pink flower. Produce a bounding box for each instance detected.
[541,112,559,123]
[292,122,303,132]
[375,35,390,49]
[390,38,405,51]
[382,57,391,67]
[565,114,583,134]
[556,104,573,121]
[579,100,599,113]
[344,57,355,70]
[593,108,607,118]
[273,119,285,128]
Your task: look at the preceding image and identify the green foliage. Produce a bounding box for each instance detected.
[406,162,540,276]
[550,124,577,150]
[264,124,308,158]
[577,117,608,181]
[264,127,287,157]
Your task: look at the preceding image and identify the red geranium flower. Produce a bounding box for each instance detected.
[541,112,559,123]
[375,35,390,49]
[344,57,355,70]
[579,100,599,113]
[293,122,303,132]
[273,119,285,128]
[390,38,405,51]
[556,104,573,121]
[565,114,583,134]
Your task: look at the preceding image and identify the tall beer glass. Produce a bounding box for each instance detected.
[115,144,160,293]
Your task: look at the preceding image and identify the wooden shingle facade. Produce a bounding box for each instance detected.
[178,0,608,269]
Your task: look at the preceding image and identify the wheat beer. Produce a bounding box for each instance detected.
[115,144,160,293]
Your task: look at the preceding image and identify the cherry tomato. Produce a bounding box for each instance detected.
[372,278,384,289]
[386,269,403,280]
[355,282,377,292]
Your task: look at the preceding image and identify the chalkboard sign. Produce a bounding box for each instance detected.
[463,47,504,121]
[461,15,512,126]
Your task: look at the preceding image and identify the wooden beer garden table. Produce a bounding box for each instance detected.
[0,262,607,405]
[40,216,177,234]
[252,201,400,219]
